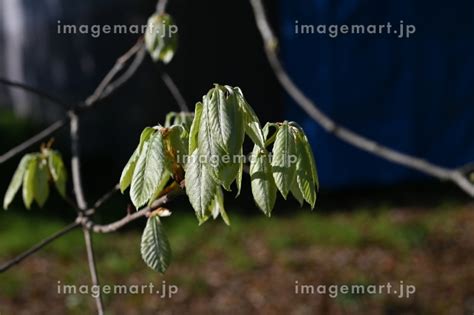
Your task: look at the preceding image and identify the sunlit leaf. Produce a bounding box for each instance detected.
[48,151,67,198]
[34,159,50,207]
[22,156,38,209]
[271,122,297,199]
[130,130,165,208]
[141,216,171,273]
[250,146,277,216]
[185,150,217,223]
[145,14,178,64]
[3,154,33,210]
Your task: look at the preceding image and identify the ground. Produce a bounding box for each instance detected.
[1,198,474,314]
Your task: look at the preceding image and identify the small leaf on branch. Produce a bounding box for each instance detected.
[140,216,171,273]
[3,154,33,210]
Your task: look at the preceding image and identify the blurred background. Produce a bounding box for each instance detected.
[0,0,473,314]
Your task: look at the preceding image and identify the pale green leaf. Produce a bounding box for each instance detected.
[272,122,297,199]
[211,187,230,226]
[48,151,67,198]
[295,133,317,208]
[141,216,171,273]
[34,159,50,207]
[120,127,156,193]
[3,154,32,210]
[188,102,203,155]
[234,87,265,148]
[185,150,217,222]
[147,171,171,207]
[130,131,165,208]
[145,14,178,64]
[290,178,304,207]
[250,146,277,216]
[235,148,244,197]
[22,156,38,209]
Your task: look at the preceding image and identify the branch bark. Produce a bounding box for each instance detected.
[249,0,474,197]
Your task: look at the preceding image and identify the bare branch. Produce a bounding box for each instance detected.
[93,184,120,209]
[82,228,105,315]
[160,70,189,112]
[0,39,146,165]
[0,77,71,109]
[0,118,67,164]
[156,0,169,14]
[90,187,184,234]
[0,221,80,273]
[249,0,474,197]
[69,113,88,210]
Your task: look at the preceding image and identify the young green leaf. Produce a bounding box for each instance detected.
[211,187,230,226]
[22,156,38,209]
[250,146,277,216]
[188,102,203,155]
[290,178,304,207]
[130,130,165,208]
[48,151,67,197]
[185,150,217,223]
[34,159,50,207]
[294,133,317,208]
[147,171,171,207]
[235,148,244,197]
[145,14,178,64]
[3,154,33,210]
[234,87,266,149]
[272,122,297,199]
[140,216,171,273]
[120,147,139,193]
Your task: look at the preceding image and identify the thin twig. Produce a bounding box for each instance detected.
[0,119,67,164]
[156,0,169,14]
[160,70,189,112]
[0,77,71,109]
[69,113,88,210]
[249,0,474,197]
[90,187,184,234]
[93,184,120,209]
[69,112,105,314]
[0,221,80,273]
[0,39,146,165]
[82,228,104,315]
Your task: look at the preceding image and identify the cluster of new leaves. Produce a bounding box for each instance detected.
[3,146,67,210]
[120,84,319,273]
[145,13,178,64]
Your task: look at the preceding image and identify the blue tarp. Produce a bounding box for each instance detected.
[280,0,474,188]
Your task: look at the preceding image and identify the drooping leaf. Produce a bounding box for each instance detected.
[140,216,171,273]
[164,125,187,171]
[120,127,156,193]
[3,154,33,210]
[188,102,203,155]
[34,159,50,207]
[290,178,304,207]
[22,156,38,209]
[235,148,244,197]
[211,186,230,226]
[250,146,277,216]
[198,95,227,181]
[271,122,297,199]
[145,14,178,64]
[130,130,165,208]
[234,87,266,149]
[147,171,171,207]
[185,150,217,223]
[120,147,139,193]
[294,133,317,208]
[48,151,67,197]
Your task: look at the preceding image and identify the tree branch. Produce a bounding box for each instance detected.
[160,70,189,112]
[0,38,146,165]
[89,186,184,234]
[0,221,80,273]
[249,0,474,197]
